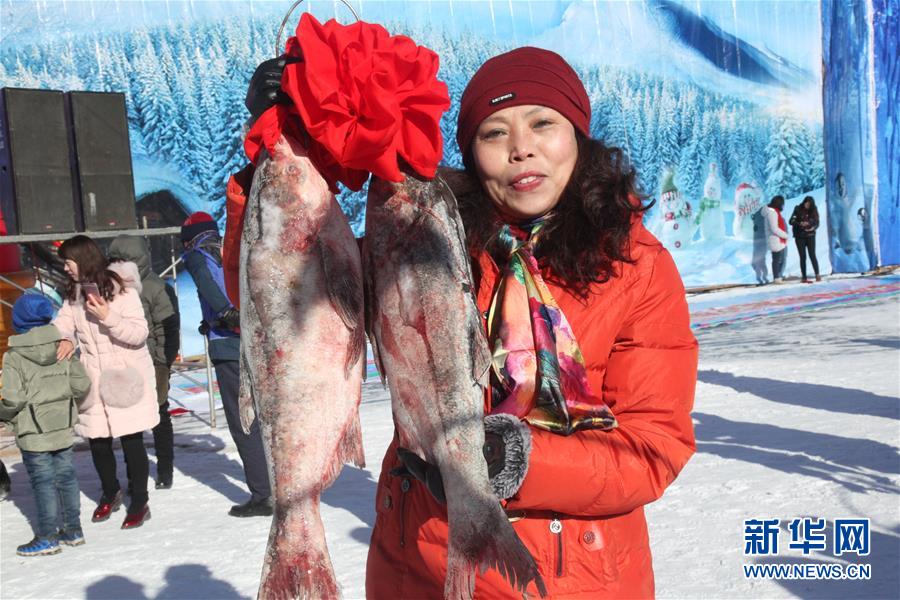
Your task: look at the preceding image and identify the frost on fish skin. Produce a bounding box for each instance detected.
[364,173,545,599]
[240,135,365,600]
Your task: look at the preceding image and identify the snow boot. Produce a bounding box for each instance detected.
[58,528,85,546]
[17,536,60,556]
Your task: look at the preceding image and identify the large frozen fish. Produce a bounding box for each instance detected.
[363,171,546,599]
[239,131,366,600]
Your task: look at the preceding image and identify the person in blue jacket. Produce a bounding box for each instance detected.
[181,212,272,517]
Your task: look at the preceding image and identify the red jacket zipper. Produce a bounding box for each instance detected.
[550,518,564,577]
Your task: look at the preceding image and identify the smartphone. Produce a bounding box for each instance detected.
[81,282,100,302]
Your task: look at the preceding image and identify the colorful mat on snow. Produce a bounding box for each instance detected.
[170,375,219,397]
[689,275,900,331]
[166,276,898,387]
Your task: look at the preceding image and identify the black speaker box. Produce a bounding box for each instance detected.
[66,91,137,231]
[0,87,78,235]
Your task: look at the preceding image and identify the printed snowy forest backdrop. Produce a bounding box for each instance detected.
[1,0,891,286]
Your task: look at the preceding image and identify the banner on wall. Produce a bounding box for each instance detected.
[872,0,899,266]
[0,0,856,286]
[821,0,879,274]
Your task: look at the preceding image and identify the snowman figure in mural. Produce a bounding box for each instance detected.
[695,162,725,241]
[733,182,763,241]
[658,169,694,250]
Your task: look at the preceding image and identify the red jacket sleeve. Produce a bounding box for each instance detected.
[222,164,255,308]
[506,248,697,516]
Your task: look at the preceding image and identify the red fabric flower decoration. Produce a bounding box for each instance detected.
[244,14,450,191]
[244,104,369,193]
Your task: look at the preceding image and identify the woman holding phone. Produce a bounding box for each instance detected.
[53,235,159,529]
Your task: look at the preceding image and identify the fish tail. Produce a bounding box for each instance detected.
[444,546,477,600]
[258,498,340,600]
[477,518,547,598]
[444,497,546,600]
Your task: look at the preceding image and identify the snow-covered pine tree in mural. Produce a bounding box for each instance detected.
[0,14,825,239]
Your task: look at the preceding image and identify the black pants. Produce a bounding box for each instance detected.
[152,365,174,482]
[795,235,819,279]
[214,360,271,502]
[89,433,149,512]
[771,248,787,280]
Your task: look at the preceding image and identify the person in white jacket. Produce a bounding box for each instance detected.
[764,195,789,283]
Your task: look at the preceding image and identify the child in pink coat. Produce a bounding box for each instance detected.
[53,235,158,529]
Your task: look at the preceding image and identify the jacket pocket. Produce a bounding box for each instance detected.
[30,398,75,434]
[13,409,37,437]
[577,521,620,583]
[374,474,408,549]
[98,366,145,408]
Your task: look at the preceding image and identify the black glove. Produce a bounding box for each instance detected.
[392,414,531,503]
[394,448,447,503]
[198,320,210,336]
[245,54,303,122]
[216,307,240,331]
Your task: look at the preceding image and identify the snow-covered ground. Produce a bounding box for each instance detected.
[1,277,898,599]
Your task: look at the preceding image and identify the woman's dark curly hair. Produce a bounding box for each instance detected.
[58,235,124,302]
[458,133,651,297]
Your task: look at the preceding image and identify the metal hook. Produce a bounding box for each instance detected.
[276,0,361,57]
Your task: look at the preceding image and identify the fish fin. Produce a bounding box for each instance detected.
[238,349,256,435]
[470,327,492,388]
[361,238,387,386]
[321,410,366,489]
[340,409,366,470]
[318,238,365,377]
[435,175,492,389]
[346,323,366,381]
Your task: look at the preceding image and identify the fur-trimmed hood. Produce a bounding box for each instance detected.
[108,235,151,280]
[107,260,143,295]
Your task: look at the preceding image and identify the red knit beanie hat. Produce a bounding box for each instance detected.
[456,47,591,158]
[181,211,218,244]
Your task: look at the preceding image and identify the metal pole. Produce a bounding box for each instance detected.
[204,335,216,429]
[0,226,181,245]
[168,237,184,365]
[0,273,31,294]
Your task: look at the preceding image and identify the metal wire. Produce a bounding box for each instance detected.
[276,0,361,57]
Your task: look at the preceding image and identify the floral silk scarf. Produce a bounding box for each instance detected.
[487,220,618,435]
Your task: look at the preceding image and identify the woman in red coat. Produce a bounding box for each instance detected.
[365,47,698,599]
[241,43,697,598]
